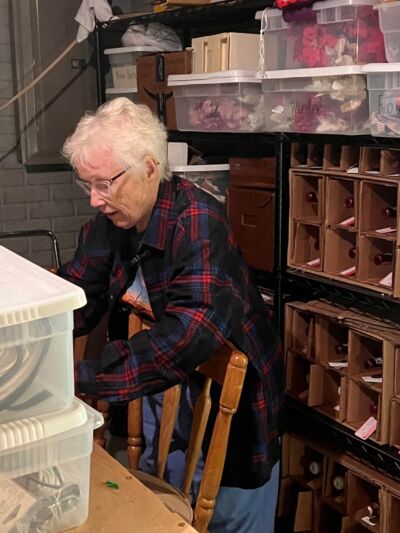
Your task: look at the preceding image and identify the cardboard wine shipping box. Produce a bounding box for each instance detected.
[137,51,192,130]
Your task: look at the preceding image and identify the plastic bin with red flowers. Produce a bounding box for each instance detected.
[259,0,385,73]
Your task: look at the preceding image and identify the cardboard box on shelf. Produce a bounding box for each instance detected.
[308,365,347,422]
[137,50,192,130]
[290,172,324,223]
[323,145,360,173]
[307,144,324,169]
[191,32,259,74]
[227,186,275,272]
[359,180,398,236]
[360,148,400,178]
[229,157,275,189]
[326,177,358,229]
[291,143,309,168]
[288,221,322,271]
[324,228,357,280]
[357,235,395,295]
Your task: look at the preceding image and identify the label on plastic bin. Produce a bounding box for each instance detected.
[0,476,36,532]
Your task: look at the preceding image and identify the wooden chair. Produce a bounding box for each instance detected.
[126,315,248,533]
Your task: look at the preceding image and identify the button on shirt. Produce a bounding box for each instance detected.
[59,176,285,488]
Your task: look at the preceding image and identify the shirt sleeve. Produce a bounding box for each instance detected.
[77,206,237,402]
[59,215,114,336]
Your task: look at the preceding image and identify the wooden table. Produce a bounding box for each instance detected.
[68,444,196,532]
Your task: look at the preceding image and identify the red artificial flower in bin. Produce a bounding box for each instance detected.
[275,0,315,8]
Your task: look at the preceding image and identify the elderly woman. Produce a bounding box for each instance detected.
[60,97,284,533]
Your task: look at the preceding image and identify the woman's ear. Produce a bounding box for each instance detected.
[145,157,159,180]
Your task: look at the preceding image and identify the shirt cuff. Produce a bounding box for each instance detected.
[75,359,98,396]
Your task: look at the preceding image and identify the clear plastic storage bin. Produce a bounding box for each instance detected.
[0,246,86,423]
[260,1,384,73]
[0,399,103,532]
[262,66,369,134]
[171,164,230,203]
[364,63,400,137]
[104,46,158,90]
[375,1,400,63]
[168,70,264,133]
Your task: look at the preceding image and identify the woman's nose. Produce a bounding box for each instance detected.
[90,189,107,208]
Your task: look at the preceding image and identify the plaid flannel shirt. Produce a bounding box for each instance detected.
[60,176,284,488]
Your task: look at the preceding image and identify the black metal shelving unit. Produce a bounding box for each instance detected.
[95,3,400,481]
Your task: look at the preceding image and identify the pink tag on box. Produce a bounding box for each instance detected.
[355,417,377,440]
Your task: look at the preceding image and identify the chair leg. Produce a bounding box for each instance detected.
[157,384,182,479]
[127,398,144,470]
[94,400,110,448]
[193,351,247,533]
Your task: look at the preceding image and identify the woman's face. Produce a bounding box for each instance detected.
[76,151,160,232]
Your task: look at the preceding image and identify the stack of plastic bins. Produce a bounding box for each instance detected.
[168,70,264,133]
[363,63,400,137]
[104,45,158,103]
[262,66,369,135]
[0,245,103,531]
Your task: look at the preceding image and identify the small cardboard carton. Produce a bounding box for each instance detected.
[137,50,192,130]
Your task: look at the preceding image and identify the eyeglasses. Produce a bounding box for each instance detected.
[74,167,131,197]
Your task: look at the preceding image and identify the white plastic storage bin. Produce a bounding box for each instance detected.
[262,66,369,134]
[171,164,230,203]
[105,87,140,104]
[260,1,384,73]
[104,46,158,90]
[168,70,264,132]
[313,0,385,64]
[375,1,400,63]
[364,63,400,137]
[0,246,86,423]
[0,398,103,532]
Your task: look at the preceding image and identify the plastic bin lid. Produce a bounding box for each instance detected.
[171,164,230,172]
[374,0,400,9]
[168,70,259,86]
[362,63,400,73]
[0,245,86,327]
[104,45,159,55]
[313,0,378,10]
[0,398,102,452]
[261,65,363,79]
[255,8,282,20]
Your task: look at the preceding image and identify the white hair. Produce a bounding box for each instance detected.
[62,97,171,180]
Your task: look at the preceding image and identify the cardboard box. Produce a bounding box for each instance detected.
[324,228,357,279]
[227,186,275,272]
[326,177,358,229]
[389,397,400,446]
[357,235,395,293]
[323,145,360,172]
[290,172,324,223]
[291,143,309,168]
[191,32,259,73]
[360,147,400,177]
[307,144,324,169]
[347,471,382,525]
[316,316,349,367]
[285,351,312,403]
[229,157,275,189]
[137,51,192,130]
[308,365,347,422]
[359,180,398,235]
[323,460,348,514]
[285,306,315,361]
[289,222,322,271]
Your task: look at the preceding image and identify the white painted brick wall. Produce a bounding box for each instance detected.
[0,0,93,268]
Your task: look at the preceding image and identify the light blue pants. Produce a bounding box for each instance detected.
[139,386,280,533]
